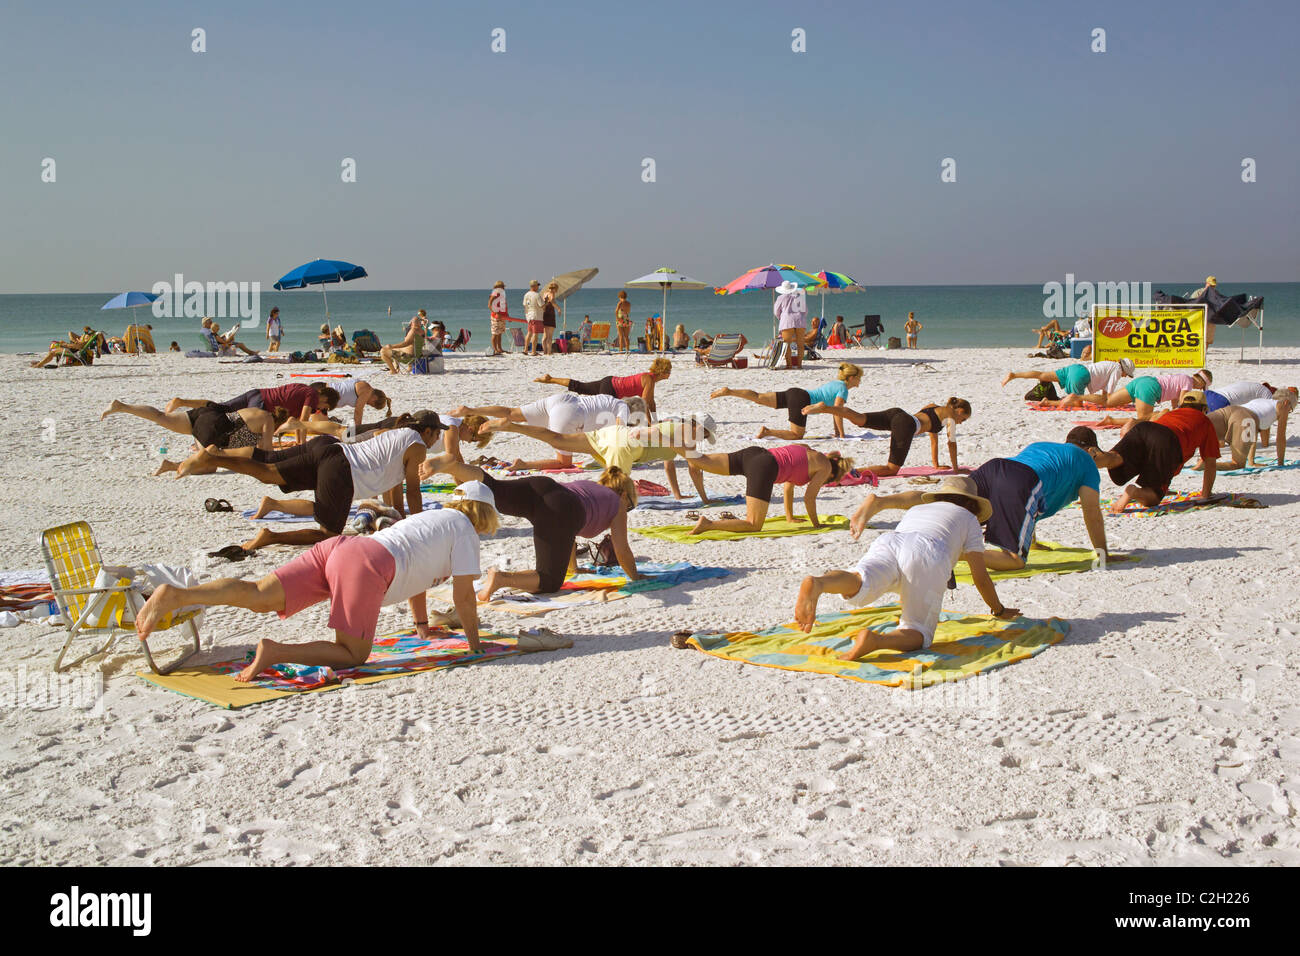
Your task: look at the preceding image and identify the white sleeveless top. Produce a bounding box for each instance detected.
[341,428,424,498]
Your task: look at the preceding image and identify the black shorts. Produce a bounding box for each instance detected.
[253,436,353,532]
[567,376,616,397]
[971,458,1043,560]
[859,408,918,467]
[188,407,237,447]
[1109,421,1183,496]
[483,474,584,593]
[726,446,779,500]
[774,387,812,428]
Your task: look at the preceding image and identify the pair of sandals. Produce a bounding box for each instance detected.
[207,544,249,562]
[204,498,233,513]
[684,510,737,521]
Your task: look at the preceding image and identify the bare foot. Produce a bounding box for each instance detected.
[135,584,180,642]
[483,417,510,434]
[175,447,213,478]
[240,529,273,552]
[688,516,711,536]
[164,398,181,414]
[710,387,729,399]
[476,567,501,602]
[235,638,273,682]
[252,496,277,519]
[849,492,879,540]
[794,577,820,632]
[450,405,470,418]
[1000,372,1013,388]
[755,426,768,439]
[839,627,878,661]
[153,460,178,476]
[100,400,123,420]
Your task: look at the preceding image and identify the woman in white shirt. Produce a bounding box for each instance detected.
[134,482,500,682]
[792,478,1018,661]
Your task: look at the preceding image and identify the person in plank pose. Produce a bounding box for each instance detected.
[710,362,863,440]
[794,477,1019,661]
[803,397,971,477]
[1002,358,1135,409]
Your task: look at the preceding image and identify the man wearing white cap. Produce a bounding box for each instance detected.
[134,481,500,681]
[774,280,808,369]
[1001,358,1136,408]
[795,477,1019,661]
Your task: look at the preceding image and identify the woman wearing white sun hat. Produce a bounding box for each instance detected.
[774,280,809,368]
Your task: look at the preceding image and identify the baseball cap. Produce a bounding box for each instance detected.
[1179,389,1208,409]
[691,412,718,443]
[451,480,497,511]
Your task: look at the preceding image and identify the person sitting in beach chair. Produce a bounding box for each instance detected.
[828,316,849,348]
[1002,359,1136,409]
[446,328,471,352]
[206,318,258,356]
[134,482,498,681]
[1087,391,1219,513]
[850,427,1111,571]
[380,311,428,373]
[695,332,748,368]
[30,330,100,368]
[794,477,1019,661]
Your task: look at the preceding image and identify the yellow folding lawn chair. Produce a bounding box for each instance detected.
[41,521,202,673]
[584,322,611,352]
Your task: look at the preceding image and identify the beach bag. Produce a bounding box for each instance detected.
[582,535,618,568]
[1045,343,1066,359]
[1024,382,1059,401]
[887,336,902,350]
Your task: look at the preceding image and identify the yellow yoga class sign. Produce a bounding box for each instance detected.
[1091,306,1207,369]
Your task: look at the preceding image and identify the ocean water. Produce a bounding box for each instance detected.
[3,283,1296,355]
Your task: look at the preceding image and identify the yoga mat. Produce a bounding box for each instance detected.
[633,514,849,542]
[1098,492,1262,516]
[827,469,879,487]
[1028,401,1134,412]
[757,431,883,442]
[684,608,1069,689]
[878,466,969,480]
[636,494,745,511]
[1072,419,1124,429]
[137,627,548,709]
[1180,458,1299,476]
[953,541,1139,584]
[431,561,730,617]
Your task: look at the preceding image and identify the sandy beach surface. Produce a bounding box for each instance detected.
[2,344,1298,866]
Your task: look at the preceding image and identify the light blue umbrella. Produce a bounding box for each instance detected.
[273,259,369,320]
[100,291,160,310]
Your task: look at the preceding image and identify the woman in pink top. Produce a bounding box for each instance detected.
[682,444,854,535]
[535,357,671,415]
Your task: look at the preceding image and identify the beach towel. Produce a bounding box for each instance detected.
[633,514,849,542]
[635,479,670,497]
[636,494,745,511]
[683,608,1068,689]
[0,582,55,611]
[1098,492,1262,516]
[1072,419,1124,429]
[878,466,970,480]
[757,431,882,442]
[136,626,557,709]
[430,560,730,617]
[953,540,1139,583]
[827,469,879,487]
[1181,458,1299,476]
[1028,401,1133,412]
[419,480,457,493]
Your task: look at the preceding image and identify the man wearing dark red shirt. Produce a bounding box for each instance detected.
[1085,390,1218,513]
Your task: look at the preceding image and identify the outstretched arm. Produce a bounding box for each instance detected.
[485,419,591,454]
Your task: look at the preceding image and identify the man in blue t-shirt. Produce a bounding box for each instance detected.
[849,426,1110,570]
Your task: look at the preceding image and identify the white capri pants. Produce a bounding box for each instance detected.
[843,531,952,647]
[521,393,587,432]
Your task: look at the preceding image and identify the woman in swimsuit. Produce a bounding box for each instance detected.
[535,357,671,416]
[615,291,632,351]
[711,362,862,440]
[804,397,972,477]
[683,444,854,535]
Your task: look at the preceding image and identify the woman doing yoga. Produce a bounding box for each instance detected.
[101,400,288,474]
[535,357,671,416]
[711,362,862,440]
[804,397,971,476]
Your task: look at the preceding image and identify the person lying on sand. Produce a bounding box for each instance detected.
[803,397,971,476]
[681,444,855,535]
[851,426,1110,570]
[422,452,641,598]
[134,483,497,681]
[1088,391,1219,513]
[1002,359,1135,409]
[451,394,647,471]
[794,477,1018,661]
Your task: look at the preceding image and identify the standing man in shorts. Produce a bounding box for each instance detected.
[488,281,508,355]
[1002,358,1135,408]
[1091,391,1219,512]
[850,427,1111,570]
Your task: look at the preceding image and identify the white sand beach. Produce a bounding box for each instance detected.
[1,345,1298,866]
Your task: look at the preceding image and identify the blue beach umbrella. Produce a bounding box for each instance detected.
[100,291,160,310]
[273,258,368,320]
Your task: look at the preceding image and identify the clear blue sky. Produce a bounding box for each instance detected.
[2,0,1296,292]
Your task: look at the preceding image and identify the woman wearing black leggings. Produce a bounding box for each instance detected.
[421,453,641,597]
[804,397,972,476]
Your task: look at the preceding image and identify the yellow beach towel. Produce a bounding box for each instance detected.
[954,540,1139,584]
[633,514,848,543]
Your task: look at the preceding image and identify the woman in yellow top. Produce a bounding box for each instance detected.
[615,291,632,351]
[483,414,718,501]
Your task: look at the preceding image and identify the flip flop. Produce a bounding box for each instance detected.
[204,498,233,513]
[685,511,701,520]
[207,544,248,561]
[670,630,693,650]
[1226,496,1266,509]
[718,511,738,520]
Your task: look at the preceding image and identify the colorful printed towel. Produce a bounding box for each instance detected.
[633,514,849,542]
[953,541,1139,583]
[1181,458,1299,476]
[1099,492,1263,516]
[137,627,547,709]
[0,582,55,611]
[1028,401,1133,412]
[636,494,745,511]
[684,607,1068,688]
[635,479,671,497]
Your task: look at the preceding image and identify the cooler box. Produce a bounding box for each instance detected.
[1071,338,1092,359]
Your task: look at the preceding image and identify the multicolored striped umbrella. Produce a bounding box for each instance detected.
[714,264,822,296]
[812,270,864,330]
